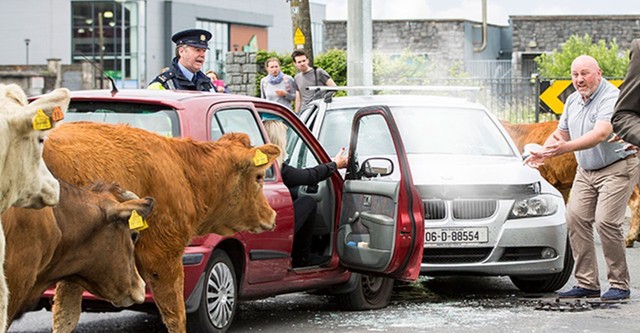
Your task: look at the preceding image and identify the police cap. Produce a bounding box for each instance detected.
[171,29,212,49]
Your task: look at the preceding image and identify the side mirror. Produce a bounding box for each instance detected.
[358,157,394,178]
[522,143,543,161]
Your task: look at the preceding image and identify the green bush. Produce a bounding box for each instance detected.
[535,34,629,78]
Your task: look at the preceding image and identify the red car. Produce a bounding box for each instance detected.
[39,89,424,332]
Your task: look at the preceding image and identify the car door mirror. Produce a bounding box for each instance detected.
[359,157,394,178]
[522,143,543,161]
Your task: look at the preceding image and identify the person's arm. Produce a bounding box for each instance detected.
[294,91,301,113]
[326,78,337,87]
[544,121,612,157]
[285,77,297,102]
[281,162,337,187]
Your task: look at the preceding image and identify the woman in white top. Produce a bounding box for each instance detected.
[260,57,297,111]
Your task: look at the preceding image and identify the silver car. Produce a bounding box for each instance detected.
[300,94,573,292]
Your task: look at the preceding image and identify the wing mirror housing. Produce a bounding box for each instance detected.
[358,157,394,178]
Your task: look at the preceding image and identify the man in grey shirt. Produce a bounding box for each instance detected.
[525,55,639,301]
[291,50,336,113]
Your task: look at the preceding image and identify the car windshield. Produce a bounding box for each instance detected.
[66,101,180,137]
[319,106,515,157]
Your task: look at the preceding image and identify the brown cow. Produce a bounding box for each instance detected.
[502,120,640,248]
[42,122,280,333]
[3,180,154,325]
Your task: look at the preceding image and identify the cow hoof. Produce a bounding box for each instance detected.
[625,238,635,248]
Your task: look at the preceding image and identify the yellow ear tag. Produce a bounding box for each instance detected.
[128,210,149,231]
[253,149,268,166]
[32,109,52,131]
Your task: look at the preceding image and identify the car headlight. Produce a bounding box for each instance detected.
[508,194,559,218]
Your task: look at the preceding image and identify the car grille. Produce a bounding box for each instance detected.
[423,247,493,264]
[424,200,497,220]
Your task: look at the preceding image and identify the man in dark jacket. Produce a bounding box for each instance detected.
[612,39,640,146]
[148,29,214,91]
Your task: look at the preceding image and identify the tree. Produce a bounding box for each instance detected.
[535,34,629,78]
[289,0,314,65]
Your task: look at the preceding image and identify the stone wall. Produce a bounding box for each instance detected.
[0,59,96,96]
[510,15,640,77]
[325,20,468,76]
[511,15,640,53]
[225,51,259,96]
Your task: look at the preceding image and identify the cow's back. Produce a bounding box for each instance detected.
[43,122,198,255]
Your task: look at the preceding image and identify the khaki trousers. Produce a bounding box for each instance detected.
[567,156,640,290]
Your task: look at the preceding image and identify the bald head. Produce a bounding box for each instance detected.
[571,55,600,72]
[571,55,603,100]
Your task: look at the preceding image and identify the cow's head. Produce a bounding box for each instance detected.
[204,133,281,236]
[66,182,154,307]
[0,84,69,211]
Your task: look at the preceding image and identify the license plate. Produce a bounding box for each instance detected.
[425,227,488,244]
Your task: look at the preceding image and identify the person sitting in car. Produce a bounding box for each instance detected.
[262,115,347,267]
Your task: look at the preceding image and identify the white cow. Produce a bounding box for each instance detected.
[0,84,69,331]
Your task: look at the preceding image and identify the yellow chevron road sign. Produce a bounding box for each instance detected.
[539,79,624,115]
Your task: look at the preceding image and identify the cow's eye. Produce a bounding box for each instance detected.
[256,173,264,184]
[131,231,140,244]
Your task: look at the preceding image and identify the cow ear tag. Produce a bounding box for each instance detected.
[128,210,149,231]
[253,149,268,166]
[51,106,64,122]
[32,109,52,131]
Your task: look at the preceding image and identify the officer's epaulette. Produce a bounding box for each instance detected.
[157,71,175,84]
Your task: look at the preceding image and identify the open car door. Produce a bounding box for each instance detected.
[336,105,424,281]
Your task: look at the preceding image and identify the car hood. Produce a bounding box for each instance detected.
[407,154,548,187]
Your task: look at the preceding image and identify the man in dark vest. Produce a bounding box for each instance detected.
[148,29,214,91]
[612,39,640,146]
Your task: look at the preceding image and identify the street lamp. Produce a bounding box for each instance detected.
[24,38,30,65]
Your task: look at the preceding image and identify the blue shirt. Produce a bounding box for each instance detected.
[177,62,195,82]
[559,79,631,170]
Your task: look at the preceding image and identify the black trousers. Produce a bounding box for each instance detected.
[292,196,317,261]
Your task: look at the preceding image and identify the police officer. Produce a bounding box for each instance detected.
[148,29,214,91]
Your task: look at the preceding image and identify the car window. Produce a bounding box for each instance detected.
[391,106,514,156]
[318,108,358,156]
[352,113,400,180]
[211,108,265,146]
[66,101,179,137]
[285,123,319,169]
[320,106,515,157]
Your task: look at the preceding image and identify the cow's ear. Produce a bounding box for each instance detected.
[251,144,281,171]
[25,88,70,130]
[2,83,28,107]
[107,197,155,225]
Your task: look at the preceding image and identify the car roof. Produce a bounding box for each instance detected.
[321,94,485,110]
[50,89,273,110]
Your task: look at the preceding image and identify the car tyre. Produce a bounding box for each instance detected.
[187,250,237,333]
[509,239,574,293]
[336,274,394,310]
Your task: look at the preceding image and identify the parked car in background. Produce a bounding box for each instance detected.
[34,89,424,332]
[300,92,574,293]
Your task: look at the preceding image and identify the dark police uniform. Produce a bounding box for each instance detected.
[148,29,214,91]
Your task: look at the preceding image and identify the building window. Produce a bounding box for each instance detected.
[197,20,229,79]
[71,1,138,87]
[312,21,324,55]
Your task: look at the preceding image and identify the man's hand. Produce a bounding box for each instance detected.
[524,151,545,168]
[609,133,639,153]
